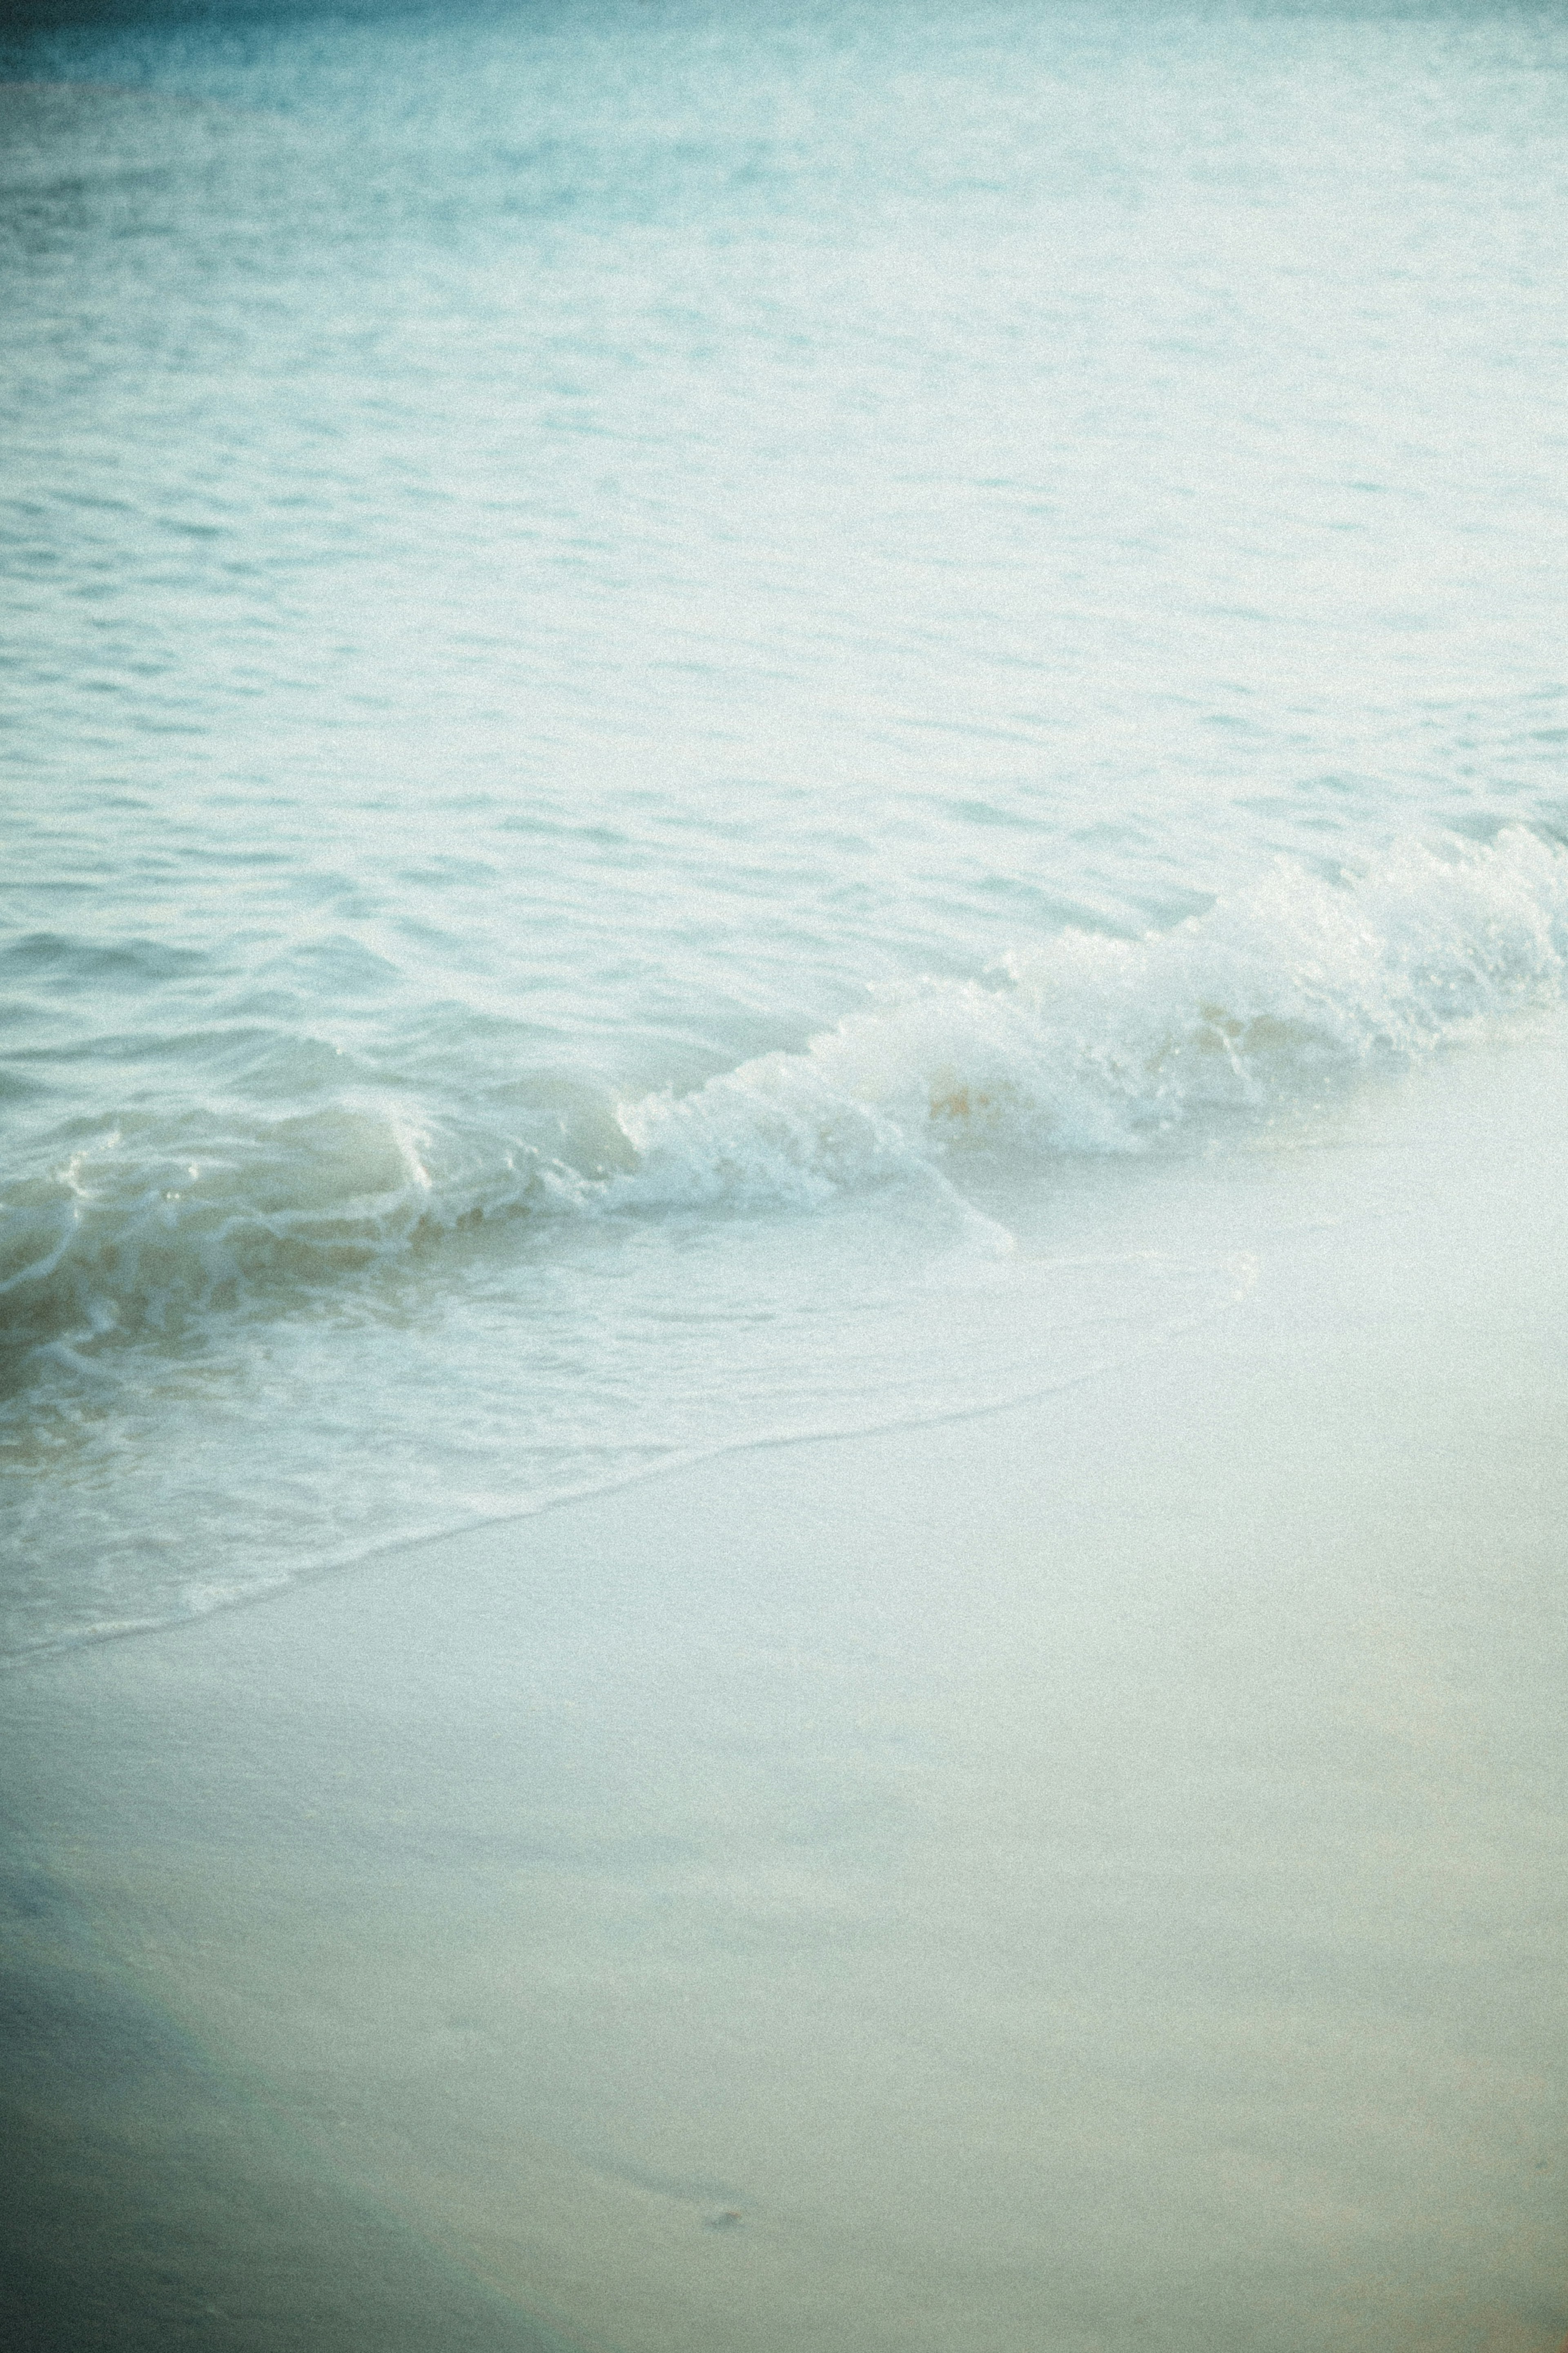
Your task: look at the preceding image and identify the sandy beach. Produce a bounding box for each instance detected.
[0,1896,561,2353]
[4,1026,1566,2353]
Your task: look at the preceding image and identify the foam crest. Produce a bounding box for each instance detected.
[4,829,1564,1365]
[613,828,1568,1193]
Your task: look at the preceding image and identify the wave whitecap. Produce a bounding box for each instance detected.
[617,826,1568,1195]
[4,827,1565,1363]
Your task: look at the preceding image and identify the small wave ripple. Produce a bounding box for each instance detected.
[4,828,1565,1367]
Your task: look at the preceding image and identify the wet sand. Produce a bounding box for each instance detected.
[0,1868,566,2352]
[3,1033,1567,2353]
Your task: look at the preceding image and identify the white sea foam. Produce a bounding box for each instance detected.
[4,830,1564,1366]
[614,827,1568,1198]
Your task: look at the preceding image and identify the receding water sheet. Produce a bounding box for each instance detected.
[3,0,1567,2342]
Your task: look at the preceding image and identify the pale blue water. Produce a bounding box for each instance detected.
[3,0,1567,1654]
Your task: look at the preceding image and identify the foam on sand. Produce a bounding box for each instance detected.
[3,1026,1567,2353]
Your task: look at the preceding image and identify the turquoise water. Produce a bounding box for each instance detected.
[3,0,1567,1652]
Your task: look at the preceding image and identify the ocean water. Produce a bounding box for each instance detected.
[3,0,1567,1657]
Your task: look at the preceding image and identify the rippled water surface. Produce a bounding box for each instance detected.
[3,0,1566,1650]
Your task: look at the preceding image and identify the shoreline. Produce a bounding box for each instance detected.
[4,1030,1567,2352]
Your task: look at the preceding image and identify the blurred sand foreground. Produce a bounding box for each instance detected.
[3,1030,1567,2353]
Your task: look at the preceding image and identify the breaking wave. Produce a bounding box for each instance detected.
[621,826,1568,1198]
[5,827,1566,1366]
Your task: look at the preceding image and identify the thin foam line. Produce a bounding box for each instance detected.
[0,1264,1256,1673]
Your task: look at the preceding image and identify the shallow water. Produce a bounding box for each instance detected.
[3,1,1567,1639]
